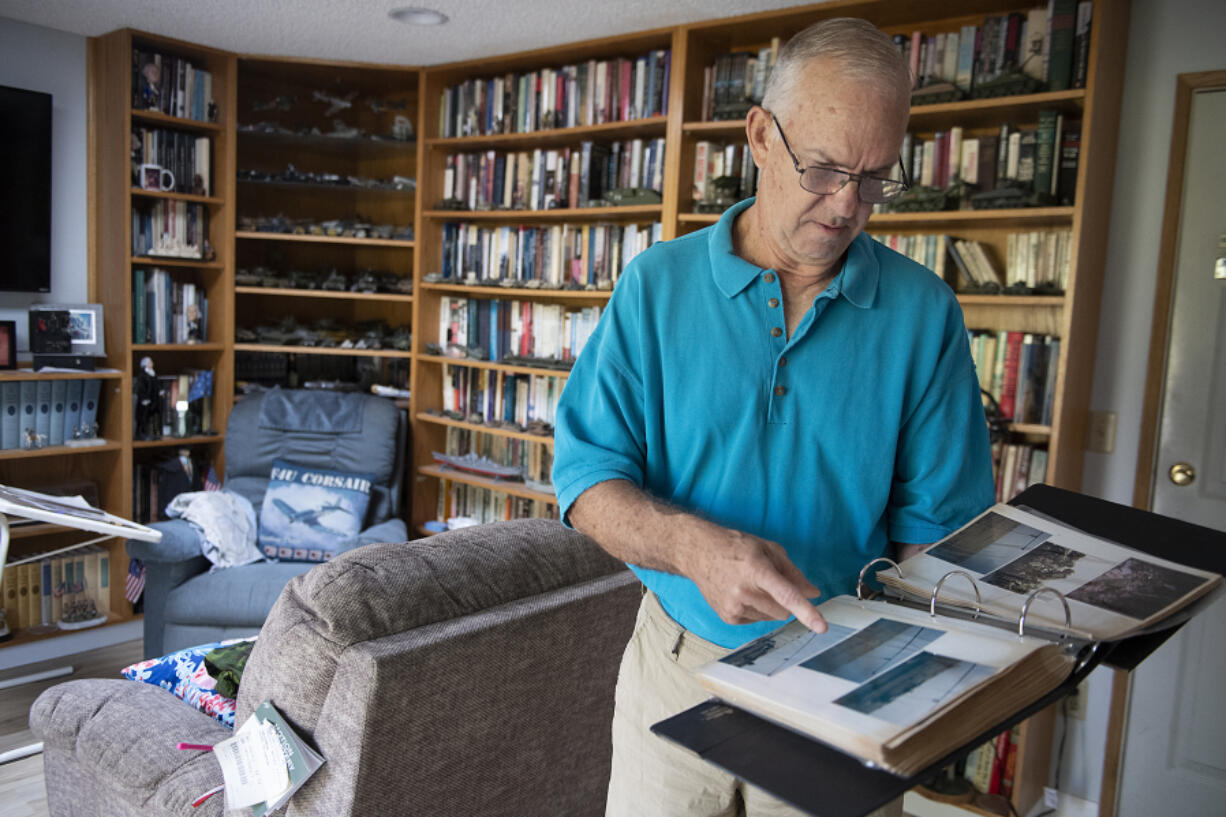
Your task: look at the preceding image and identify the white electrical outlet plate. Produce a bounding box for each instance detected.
[1045,787,1060,809]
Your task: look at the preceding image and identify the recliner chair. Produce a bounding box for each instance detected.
[127,388,408,658]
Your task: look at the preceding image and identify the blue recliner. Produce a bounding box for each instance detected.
[127,388,408,658]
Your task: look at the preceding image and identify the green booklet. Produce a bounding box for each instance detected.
[214,699,325,815]
[252,701,325,816]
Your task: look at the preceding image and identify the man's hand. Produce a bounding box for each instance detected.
[568,480,827,634]
[679,522,828,634]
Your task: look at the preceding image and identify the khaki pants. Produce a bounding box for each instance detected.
[605,592,903,817]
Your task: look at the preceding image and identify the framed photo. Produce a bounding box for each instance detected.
[0,320,15,369]
[34,303,106,357]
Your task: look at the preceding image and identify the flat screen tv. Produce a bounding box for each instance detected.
[0,84,52,293]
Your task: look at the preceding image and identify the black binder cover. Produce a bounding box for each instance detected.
[651,485,1226,817]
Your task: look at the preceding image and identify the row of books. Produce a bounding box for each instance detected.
[899,2,1092,95]
[132,126,212,196]
[1,545,111,631]
[437,296,602,365]
[973,330,1061,425]
[438,49,671,138]
[0,379,103,449]
[131,201,208,259]
[133,268,209,344]
[692,141,759,204]
[441,138,666,211]
[700,40,781,122]
[132,47,216,122]
[438,220,662,289]
[870,231,1071,293]
[134,370,214,440]
[441,367,563,430]
[993,441,1049,504]
[437,482,557,527]
[897,115,1080,206]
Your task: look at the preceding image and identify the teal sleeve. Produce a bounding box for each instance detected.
[552,269,649,525]
[888,307,996,544]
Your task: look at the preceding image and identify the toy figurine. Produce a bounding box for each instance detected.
[135,356,161,440]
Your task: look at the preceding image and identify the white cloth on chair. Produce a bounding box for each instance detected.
[166,490,262,569]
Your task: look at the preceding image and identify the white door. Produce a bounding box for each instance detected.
[1117,85,1226,817]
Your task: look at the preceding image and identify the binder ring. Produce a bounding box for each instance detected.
[1018,587,1072,638]
[930,570,982,618]
[857,557,902,600]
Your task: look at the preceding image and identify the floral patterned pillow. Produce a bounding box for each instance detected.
[121,637,256,729]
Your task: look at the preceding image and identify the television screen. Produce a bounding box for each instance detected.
[0,84,52,293]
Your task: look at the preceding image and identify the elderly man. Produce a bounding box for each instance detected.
[553,17,995,817]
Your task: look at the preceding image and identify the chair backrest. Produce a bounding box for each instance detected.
[223,389,406,525]
[236,519,640,816]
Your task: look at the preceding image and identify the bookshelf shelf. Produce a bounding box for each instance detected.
[868,208,1075,228]
[233,343,414,360]
[131,434,224,449]
[417,412,555,447]
[418,464,555,503]
[417,354,573,380]
[131,256,225,269]
[131,109,223,132]
[234,286,415,303]
[0,441,123,461]
[956,295,1065,308]
[425,115,668,150]
[422,204,662,222]
[0,371,123,383]
[132,342,225,352]
[235,230,415,248]
[237,179,416,197]
[420,282,610,301]
[130,189,225,206]
[238,129,417,156]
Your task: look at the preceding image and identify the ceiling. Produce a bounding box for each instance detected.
[0,0,827,67]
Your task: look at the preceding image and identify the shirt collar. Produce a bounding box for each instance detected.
[708,197,879,310]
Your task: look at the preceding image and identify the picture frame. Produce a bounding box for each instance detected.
[0,320,15,369]
[32,303,106,357]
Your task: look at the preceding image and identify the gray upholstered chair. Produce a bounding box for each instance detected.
[33,519,640,817]
[127,388,408,658]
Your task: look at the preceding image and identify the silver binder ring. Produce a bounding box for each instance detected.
[930,570,982,618]
[1018,587,1072,639]
[857,557,903,600]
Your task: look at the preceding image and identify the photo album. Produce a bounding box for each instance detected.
[695,503,1221,777]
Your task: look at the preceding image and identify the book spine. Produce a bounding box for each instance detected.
[999,331,1024,420]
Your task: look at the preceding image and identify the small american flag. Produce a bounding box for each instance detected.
[124,558,146,603]
[204,466,221,492]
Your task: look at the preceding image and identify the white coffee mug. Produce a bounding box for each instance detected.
[139,163,175,191]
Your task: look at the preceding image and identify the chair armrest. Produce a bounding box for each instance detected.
[126,519,206,564]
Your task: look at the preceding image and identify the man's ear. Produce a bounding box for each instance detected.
[745,105,773,170]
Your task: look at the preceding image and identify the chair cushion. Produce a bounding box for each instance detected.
[165,561,314,628]
[257,460,374,561]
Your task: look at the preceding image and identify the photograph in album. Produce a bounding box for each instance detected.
[877,504,1221,641]
[697,596,1074,776]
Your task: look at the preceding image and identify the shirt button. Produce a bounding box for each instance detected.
[768,298,779,308]
[763,272,776,283]
[778,356,788,367]
[771,327,782,338]
[775,385,787,396]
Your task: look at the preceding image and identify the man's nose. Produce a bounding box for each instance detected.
[827,178,862,218]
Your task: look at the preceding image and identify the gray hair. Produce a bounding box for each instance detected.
[761,17,911,120]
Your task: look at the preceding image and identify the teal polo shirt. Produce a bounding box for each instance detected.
[553,198,995,648]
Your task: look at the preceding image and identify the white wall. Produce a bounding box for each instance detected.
[1061,0,1226,806]
[0,17,88,353]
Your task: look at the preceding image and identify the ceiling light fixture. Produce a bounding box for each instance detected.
[388,7,449,25]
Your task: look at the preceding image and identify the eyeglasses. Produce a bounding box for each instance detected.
[771,114,910,204]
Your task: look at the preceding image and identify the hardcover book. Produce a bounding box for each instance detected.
[693,503,1220,777]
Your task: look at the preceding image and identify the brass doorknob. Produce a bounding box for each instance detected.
[1169,463,1196,486]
